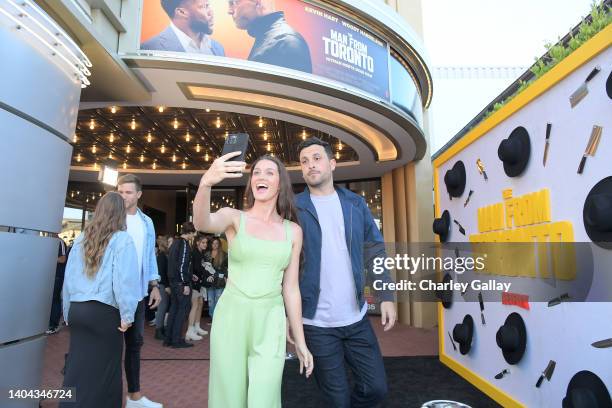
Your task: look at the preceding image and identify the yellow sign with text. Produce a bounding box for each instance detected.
[470,188,575,280]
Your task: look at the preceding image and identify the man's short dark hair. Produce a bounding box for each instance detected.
[297,137,333,159]
[181,221,195,235]
[161,0,187,18]
[117,174,142,191]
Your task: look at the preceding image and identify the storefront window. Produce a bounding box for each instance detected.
[346,180,383,233]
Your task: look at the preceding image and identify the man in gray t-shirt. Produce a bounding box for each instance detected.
[294,137,396,407]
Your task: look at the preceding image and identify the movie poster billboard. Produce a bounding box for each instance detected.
[140,0,390,100]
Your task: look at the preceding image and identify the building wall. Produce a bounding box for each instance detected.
[140,190,177,236]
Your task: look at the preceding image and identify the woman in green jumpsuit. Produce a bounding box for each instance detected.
[193,153,314,407]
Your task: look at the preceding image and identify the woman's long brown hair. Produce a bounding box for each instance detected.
[244,155,297,223]
[210,237,226,269]
[82,192,126,278]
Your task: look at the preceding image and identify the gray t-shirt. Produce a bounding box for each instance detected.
[302,192,367,327]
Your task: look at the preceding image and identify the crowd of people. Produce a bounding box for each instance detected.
[50,137,396,408]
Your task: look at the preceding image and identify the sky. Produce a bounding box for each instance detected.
[419,0,596,151]
[421,0,595,67]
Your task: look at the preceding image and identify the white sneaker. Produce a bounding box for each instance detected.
[126,396,163,408]
[185,327,203,341]
[195,325,208,336]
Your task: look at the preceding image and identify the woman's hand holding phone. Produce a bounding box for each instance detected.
[200,151,246,187]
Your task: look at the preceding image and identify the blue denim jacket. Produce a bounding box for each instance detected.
[62,231,141,324]
[296,187,395,319]
[133,208,161,299]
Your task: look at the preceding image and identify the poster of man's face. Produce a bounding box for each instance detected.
[140,0,390,99]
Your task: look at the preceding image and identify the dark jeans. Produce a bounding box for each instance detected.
[124,300,144,394]
[49,275,64,329]
[165,284,191,345]
[303,316,387,408]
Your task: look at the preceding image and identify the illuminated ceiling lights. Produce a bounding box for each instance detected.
[216,116,221,128]
[1,0,93,88]
[196,143,201,153]
[266,142,271,152]
[73,134,78,143]
[205,152,209,161]
[147,131,152,143]
[89,118,95,130]
[76,153,81,162]
[158,106,165,113]
[140,153,145,162]
[205,108,210,112]
[335,151,340,160]
[258,117,263,128]
[302,129,306,140]
[123,162,127,169]
[161,144,166,153]
[263,131,268,141]
[338,141,343,151]
[185,130,191,142]
[131,117,136,130]
[152,160,157,169]
[110,106,117,114]
[109,132,114,143]
[92,145,97,153]
[182,161,187,170]
[126,144,131,153]
[173,117,179,129]
[172,153,177,162]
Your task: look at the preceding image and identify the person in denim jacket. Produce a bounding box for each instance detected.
[60,192,140,408]
[117,174,163,408]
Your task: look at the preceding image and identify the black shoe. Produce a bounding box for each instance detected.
[171,341,194,349]
[155,329,164,340]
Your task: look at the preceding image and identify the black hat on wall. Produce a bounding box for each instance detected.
[606,70,612,100]
[497,126,531,177]
[583,176,612,249]
[436,273,453,309]
[444,161,466,198]
[433,210,451,243]
[452,314,474,355]
[496,312,527,365]
[562,370,612,408]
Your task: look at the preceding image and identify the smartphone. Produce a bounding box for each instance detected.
[221,133,249,162]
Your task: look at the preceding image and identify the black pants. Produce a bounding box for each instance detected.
[124,300,145,393]
[165,283,191,345]
[61,301,123,408]
[303,316,388,408]
[48,275,64,329]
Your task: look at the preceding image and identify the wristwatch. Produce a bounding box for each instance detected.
[150,281,160,289]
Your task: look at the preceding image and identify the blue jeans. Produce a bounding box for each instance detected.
[207,287,224,318]
[155,283,170,330]
[303,316,387,408]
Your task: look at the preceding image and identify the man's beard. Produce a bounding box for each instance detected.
[190,19,212,35]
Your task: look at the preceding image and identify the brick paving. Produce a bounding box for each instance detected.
[40,316,437,407]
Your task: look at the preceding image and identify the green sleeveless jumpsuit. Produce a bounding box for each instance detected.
[209,212,293,407]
